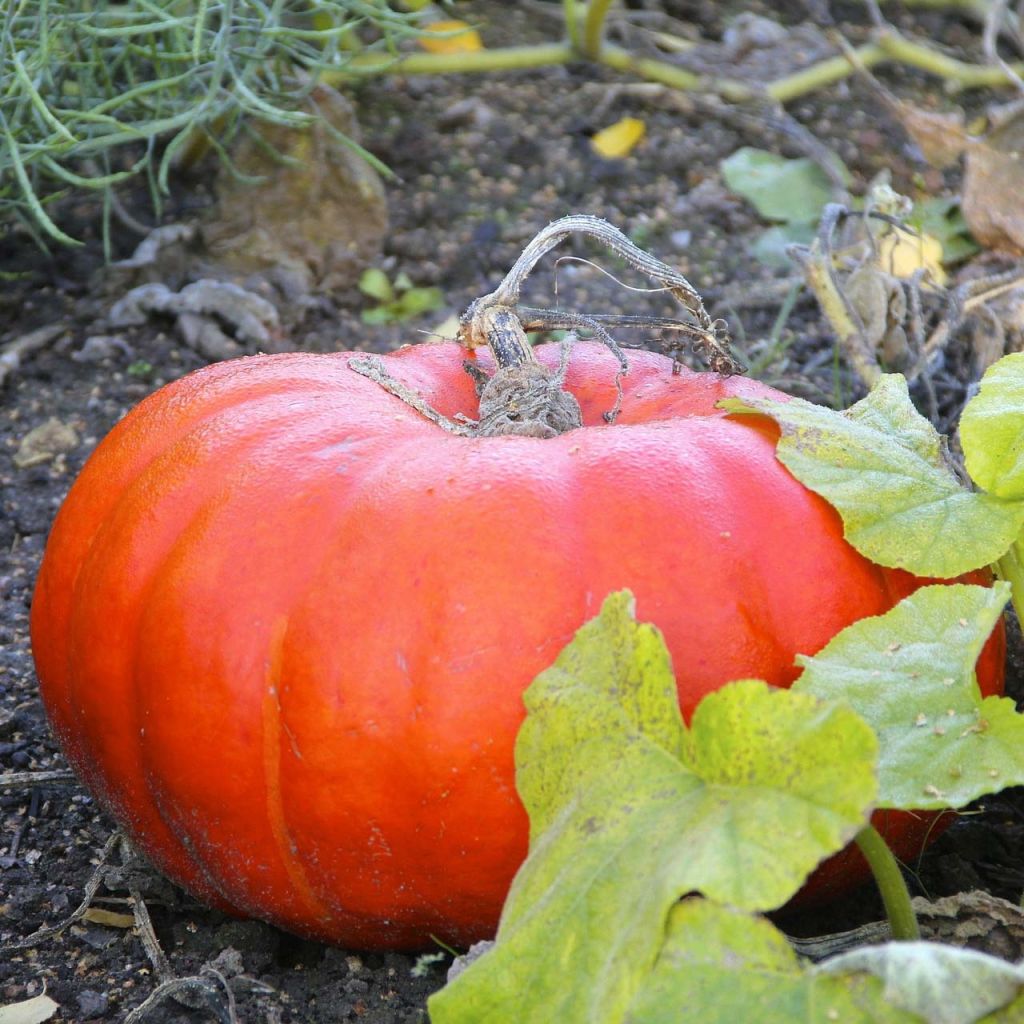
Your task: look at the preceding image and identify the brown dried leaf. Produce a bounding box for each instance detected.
[202,85,388,293]
[13,419,78,470]
[0,994,59,1024]
[963,110,1024,254]
[893,102,967,170]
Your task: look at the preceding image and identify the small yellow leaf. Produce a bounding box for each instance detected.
[591,117,647,159]
[83,907,136,928]
[878,230,948,286]
[418,20,483,54]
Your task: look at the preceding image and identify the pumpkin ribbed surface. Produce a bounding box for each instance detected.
[31,341,1004,948]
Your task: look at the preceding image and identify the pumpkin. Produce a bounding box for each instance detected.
[31,340,1005,950]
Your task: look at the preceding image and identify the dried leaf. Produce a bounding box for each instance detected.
[894,103,967,170]
[83,907,136,928]
[202,86,387,291]
[591,117,647,159]
[0,995,59,1024]
[963,110,1024,254]
[878,230,948,286]
[14,419,78,470]
[418,20,483,54]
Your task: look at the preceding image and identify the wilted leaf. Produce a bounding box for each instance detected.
[428,593,877,1024]
[14,418,78,470]
[794,584,1018,810]
[591,117,646,159]
[878,230,947,286]
[720,147,835,224]
[82,907,136,928]
[417,19,482,54]
[960,353,1024,499]
[963,110,1024,254]
[720,376,1024,576]
[819,943,1024,1023]
[202,86,387,292]
[0,995,59,1024]
[893,103,966,170]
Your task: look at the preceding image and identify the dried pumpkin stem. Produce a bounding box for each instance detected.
[463,214,739,375]
[354,215,734,438]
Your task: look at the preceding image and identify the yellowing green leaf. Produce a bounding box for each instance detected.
[794,583,1018,810]
[591,117,646,159]
[417,20,482,54]
[878,230,948,286]
[720,376,1024,577]
[625,900,912,1024]
[961,353,1024,500]
[428,593,878,1024]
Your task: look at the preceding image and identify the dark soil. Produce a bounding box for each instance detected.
[3,3,1024,1021]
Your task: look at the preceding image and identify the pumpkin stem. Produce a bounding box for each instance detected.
[458,214,742,376]
[352,215,739,438]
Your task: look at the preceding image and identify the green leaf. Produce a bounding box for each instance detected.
[818,943,1024,1024]
[751,222,817,267]
[428,593,878,1024]
[907,196,979,265]
[625,899,913,1024]
[720,375,1024,577]
[960,353,1024,500]
[358,267,394,302]
[394,286,444,318]
[794,583,1018,810]
[720,147,836,224]
[359,306,396,325]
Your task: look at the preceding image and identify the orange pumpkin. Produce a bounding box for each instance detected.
[31,341,1004,948]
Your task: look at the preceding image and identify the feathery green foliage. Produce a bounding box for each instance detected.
[0,0,420,247]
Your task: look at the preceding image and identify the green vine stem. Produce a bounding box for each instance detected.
[332,31,1015,106]
[582,0,615,59]
[767,43,885,103]
[563,0,581,50]
[855,825,921,941]
[337,43,574,78]
[875,29,1024,87]
[597,44,707,93]
[995,542,1024,625]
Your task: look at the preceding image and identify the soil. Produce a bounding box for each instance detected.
[3,2,1024,1021]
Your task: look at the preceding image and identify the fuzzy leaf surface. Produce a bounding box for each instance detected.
[793,583,1017,810]
[720,376,1024,576]
[624,899,914,1024]
[819,943,1024,1024]
[428,592,877,1024]
[960,352,1024,500]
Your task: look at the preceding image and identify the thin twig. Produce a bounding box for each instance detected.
[0,768,77,790]
[983,0,1024,92]
[0,323,68,388]
[1,832,119,951]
